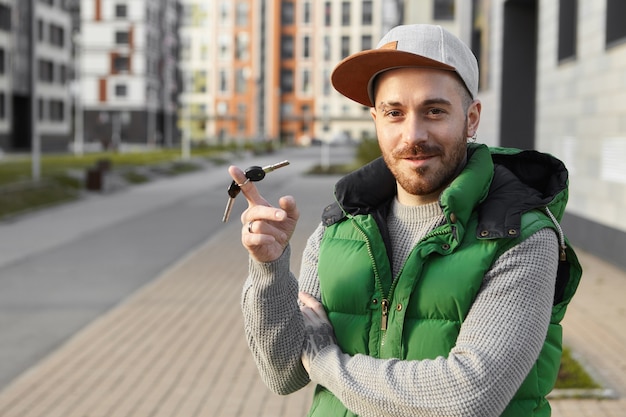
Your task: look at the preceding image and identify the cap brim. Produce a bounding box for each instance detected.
[331,49,456,107]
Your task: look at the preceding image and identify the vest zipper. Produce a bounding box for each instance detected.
[380,299,389,330]
[349,218,387,332]
[351,220,451,337]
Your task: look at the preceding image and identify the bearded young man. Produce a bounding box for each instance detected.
[229,24,582,417]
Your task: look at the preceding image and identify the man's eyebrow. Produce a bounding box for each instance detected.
[422,98,452,106]
[377,98,453,110]
[377,100,402,110]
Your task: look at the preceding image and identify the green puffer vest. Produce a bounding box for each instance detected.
[307,144,582,417]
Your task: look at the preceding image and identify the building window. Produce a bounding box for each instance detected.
[281,35,294,59]
[39,59,54,83]
[341,36,350,59]
[324,36,331,60]
[219,69,228,93]
[181,4,193,26]
[606,0,626,47]
[433,0,455,21]
[181,37,191,60]
[237,103,247,132]
[115,30,129,44]
[361,34,372,50]
[182,70,193,92]
[303,35,310,58]
[362,0,373,25]
[38,19,45,42]
[236,2,249,26]
[0,4,11,32]
[280,102,293,117]
[59,64,66,84]
[301,69,311,94]
[113,55,130,73]
[219,1,229,21]
[324,2,331,26]
[341,2,350,26]
[281,1,294,25]
[303,1,311,24]
[219,35,230,60]
[280,68,293,93]
[235,68,247,93]
[49,100,64,122]
[235,32,249,60]
[558,0,577,62]
[115,3,128,18]
[323,69,331,95]
[0,93,5,119]
[38,98,45,120]
[0,49,4,74]
[115,84,127,97]
[49,24,64,48]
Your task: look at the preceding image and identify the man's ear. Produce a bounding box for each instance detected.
[467,99,481,136]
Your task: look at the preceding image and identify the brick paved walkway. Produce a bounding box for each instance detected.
[0,173,623,416]
[550,247,626,417]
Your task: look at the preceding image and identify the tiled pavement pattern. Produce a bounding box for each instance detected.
[0,173,624,416]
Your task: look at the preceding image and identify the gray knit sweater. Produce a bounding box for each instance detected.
[241,199,558,417]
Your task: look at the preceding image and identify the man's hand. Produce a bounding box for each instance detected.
[228,165,299,263]
[299,292,337,374]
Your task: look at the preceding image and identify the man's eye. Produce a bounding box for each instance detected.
[428,108,445,115]
[386,110,402,117]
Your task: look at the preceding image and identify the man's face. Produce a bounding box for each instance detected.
[370,67,480,205]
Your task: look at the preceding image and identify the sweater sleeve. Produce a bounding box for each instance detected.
[240,222,326,395]
[309,228,559,417]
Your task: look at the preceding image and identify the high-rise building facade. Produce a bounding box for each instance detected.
[179,0,263,146]
[79,0,180,150]
[466,0,626,269]
[177,0,470,147]
[0,0,73,152]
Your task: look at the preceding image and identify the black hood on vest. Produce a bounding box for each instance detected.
[322,144,571,241]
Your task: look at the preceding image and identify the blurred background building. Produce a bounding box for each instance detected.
[78,0,181,151]
[0,0,73,152]
[473,0,626,270]
[0,0,624,268]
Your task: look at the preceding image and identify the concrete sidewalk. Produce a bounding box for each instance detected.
[0,171,624,416]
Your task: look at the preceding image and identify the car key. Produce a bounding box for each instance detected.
[222,160,290,222]
[222,181,242,223]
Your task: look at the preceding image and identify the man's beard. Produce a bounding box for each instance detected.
[382,132,468,197]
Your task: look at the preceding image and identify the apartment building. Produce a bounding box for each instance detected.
[177,0,473,147]
[80,0,180,149]
[466,0,626,269]
[324,0,470,145]
[310,0,387,145]
[179,1,260,146]
[178,0,389,146]
[0,0,73,152]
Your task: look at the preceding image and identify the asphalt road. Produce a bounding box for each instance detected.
[0,144,356,391]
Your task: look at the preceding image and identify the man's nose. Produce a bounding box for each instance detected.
[403,114,427,144]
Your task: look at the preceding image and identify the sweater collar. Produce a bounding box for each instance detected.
[324,143,490,227]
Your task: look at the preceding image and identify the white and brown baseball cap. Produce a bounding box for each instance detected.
[331,24,479,106]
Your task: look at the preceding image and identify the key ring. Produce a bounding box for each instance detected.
[237,178,251,187]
